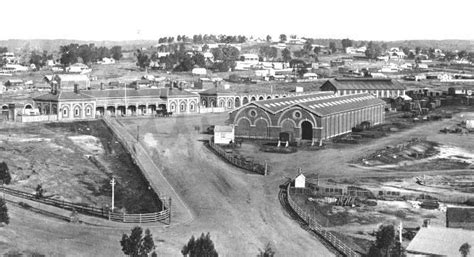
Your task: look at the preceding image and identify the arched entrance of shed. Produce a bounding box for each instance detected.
[254,119,268,138]
[301,121,313,140]
[236,118,251,137]
[234,97,241,108]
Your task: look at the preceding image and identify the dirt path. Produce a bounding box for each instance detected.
[121,114,335,256]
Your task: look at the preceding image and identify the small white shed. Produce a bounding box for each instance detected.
[295,173,306,188]
[214,125,235,144]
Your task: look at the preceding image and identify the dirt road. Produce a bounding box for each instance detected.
[120,114,335,256]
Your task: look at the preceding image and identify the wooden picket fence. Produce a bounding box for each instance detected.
[208,138,267,175]
[286,184,360,257]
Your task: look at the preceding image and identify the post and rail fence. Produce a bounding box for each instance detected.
[286,183,361,257]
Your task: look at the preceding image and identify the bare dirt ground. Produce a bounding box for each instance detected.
[119,114,335,256]
[1,107,473,256]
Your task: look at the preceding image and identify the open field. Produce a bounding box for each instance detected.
[0,120,161,213]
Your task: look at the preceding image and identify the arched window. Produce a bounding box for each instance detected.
[190,102,195,111]
[180,102,186,112]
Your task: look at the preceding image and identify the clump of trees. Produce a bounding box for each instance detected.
[120,226,156,257]
[0,198,9,225]
[367,224,404,257]
[59,43,123,66]
[181,232,218,257]
[0,162,11,185]
[460,242,471,257]
[158,34,247,45]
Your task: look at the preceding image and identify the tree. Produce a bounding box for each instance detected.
[0,198,8,225]
[303,41,313,56]
[365,41,382,59]
[192,53,206,68]
[181,232,218,257]
[329,42,337,54]
[202,44,209,52]
[279,34,287,43]
[341,38,353,49]
[259,46,278,61]
[77,44,95,64]
[135,50,150,69]
[257,242,275,257]
[59,44,79,66]
[460,242,471,257]
[368,224,399,257]
[313,46,321,55]
[0,47,8,54]
[266,35,272,42]
[415,46,421,55]
[110,46,123,61]
[120,226,155,257]
[282,48,292,62]
[0,162,11,185]
[29,51,44,70]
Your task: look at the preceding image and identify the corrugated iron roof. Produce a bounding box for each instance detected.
[322,78,406,91]
[407,227,474,256]
[240,91,385,117]
[214,125,233,132]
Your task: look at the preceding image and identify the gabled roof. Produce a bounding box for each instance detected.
[232,91,385,117]
[214,125,233,133]
[407,227,474,256]
[322,78,406,90]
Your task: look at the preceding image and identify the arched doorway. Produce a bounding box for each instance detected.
[258,96,264,100]
[236,118,250,137]
[242,97,249,105]
[266,96,272,99]
[234,97,241,108]
[254,119,268,138]
[251,96,256,102]
[301,121,313,140]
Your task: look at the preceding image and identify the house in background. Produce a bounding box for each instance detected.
[66,63,92,74]
[98,57,115,64]
[213,125,235,144]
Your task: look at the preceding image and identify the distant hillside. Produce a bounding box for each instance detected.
[0,39,158,53]
[0,38,473,54]
[386,40,474,51]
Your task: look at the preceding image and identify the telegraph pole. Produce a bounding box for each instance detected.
[110,177,116,210]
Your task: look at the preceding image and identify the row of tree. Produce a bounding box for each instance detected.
[136,44,240,72]
[58,44,123,67]
[157,34,248,45]
[120,227,276,257]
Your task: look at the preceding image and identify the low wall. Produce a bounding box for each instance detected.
[18,115,58,123]
[199,107,226,113]
[286,184,360,257]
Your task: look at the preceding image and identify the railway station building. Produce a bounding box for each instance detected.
[229,91,386,144]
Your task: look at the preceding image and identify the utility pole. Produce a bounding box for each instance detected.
[137,125,140,142]
[110,177,116,210]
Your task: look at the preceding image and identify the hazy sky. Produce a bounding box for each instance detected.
[2,0,474,41]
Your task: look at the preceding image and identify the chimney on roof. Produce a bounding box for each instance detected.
[74,84,79,94]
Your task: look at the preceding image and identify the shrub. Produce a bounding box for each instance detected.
[0,162,11,185]
[0,198,9,225]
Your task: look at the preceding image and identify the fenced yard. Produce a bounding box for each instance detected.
[208,138,268,175]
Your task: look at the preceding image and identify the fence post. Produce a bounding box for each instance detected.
[168,197,172,224]
[139,213,142,223]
